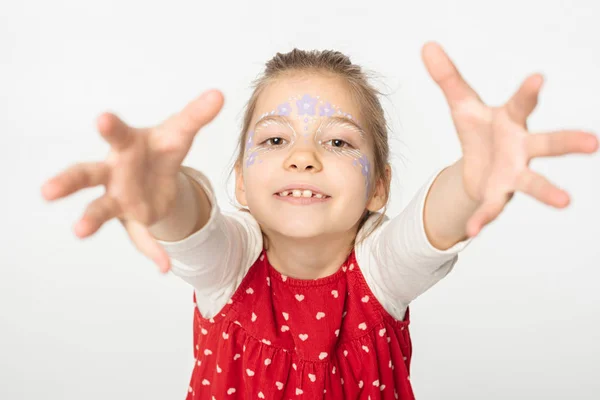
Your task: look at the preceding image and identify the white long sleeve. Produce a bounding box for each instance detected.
[158,166,471,320]
[155,166,263,319]
[355,167,472,320]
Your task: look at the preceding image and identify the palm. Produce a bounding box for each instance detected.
[422,42,598,236]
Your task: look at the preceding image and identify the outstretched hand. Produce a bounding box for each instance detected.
[422,42,598,237]
[41,89,224,272]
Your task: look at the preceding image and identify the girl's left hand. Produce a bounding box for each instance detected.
[421,42,599,237]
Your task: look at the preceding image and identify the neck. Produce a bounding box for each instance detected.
[262,227,359,280]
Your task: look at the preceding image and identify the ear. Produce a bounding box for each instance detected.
[366,164,391,212]
[235,163,248,207]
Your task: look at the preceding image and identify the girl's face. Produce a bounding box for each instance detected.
[236,73,386,240]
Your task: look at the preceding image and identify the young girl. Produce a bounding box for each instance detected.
[41,42,598,399]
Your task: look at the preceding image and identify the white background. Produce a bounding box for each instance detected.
[2,0,599,398]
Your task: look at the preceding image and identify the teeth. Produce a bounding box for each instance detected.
[278,189,327,198]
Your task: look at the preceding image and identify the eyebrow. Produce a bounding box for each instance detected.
[253,114,366,138]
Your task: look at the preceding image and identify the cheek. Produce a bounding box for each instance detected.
[242,151,282,189]
[325,153,370,194]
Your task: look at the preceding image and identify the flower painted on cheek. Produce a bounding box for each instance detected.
[296,94,317,116]
[319,102,335,117]
[276,102,291,116]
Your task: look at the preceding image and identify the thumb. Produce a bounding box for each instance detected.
[165,89,225,143]
[421,42,481,109]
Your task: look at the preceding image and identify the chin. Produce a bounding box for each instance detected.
[271,218,330,239]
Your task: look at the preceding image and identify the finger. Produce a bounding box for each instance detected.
[162,89,224,144]
[515,169,570,208]
[122,219,172,273]
[505,74,544,125]
[42,162,109,201]
[466,194,509,237]
[97,112,135,151]
[527,130,599,158]
[421,41,481,109]
[74,194,120,238]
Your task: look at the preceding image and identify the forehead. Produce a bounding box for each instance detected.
[254,73,361,122]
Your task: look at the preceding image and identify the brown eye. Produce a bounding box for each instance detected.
[266,137,286,146]
[326,139,352,148]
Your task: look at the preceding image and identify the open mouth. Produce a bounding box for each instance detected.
[275,189,331,199]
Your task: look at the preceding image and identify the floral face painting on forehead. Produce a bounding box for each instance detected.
[244,93,373,198]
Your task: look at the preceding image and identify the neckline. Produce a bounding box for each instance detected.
[261,249,357,287]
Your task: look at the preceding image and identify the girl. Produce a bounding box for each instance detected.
[41,43,598,399]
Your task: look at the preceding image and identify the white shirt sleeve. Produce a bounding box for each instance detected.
[355,166,473,321]
[156,166,263,319]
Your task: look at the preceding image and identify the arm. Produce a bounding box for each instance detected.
[148,166,212,242]
[155,166,263,319]
[356,167,473,320]
[423,158,480,250]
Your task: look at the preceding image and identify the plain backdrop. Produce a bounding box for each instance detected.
[2,0,599,399]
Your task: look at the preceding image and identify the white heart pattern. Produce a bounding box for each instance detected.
[246,369,255,376]
[276,382,284,390]
[361,295,369,303]
[202,379,210,386]
[318,352,328,360]
[316,312,325,320]
[295,294,304,302]
[308,373,316,382]
[246,287,254,294]
[282,312,289,320]
[216,365,222,373]
[264,358,272,366]
[251,312,257,322]
[331,290,339,298]
[258,392,265,399]
[222,332,229,340]
[281,325,290,332]
[204,349,212,356]
[233,354,241,360]
[379,328,386,337]
[358,322,367,330]
[296,388,303,395]
[227,388,236,395]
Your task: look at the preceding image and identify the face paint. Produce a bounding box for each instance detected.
[244,118,298,168]
[276,102,291,116]
[248,93,371,197]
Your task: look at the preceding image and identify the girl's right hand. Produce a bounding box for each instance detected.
[41,89,225,273]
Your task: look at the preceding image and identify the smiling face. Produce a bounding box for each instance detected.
[235,72,387,241]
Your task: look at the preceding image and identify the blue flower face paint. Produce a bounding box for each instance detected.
[296,94,317,116]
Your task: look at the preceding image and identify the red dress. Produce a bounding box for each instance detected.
[186,249,415,399]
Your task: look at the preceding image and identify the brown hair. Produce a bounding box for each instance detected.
[230,48,392,247]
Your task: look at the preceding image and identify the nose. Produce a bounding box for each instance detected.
[284,148,323,172]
